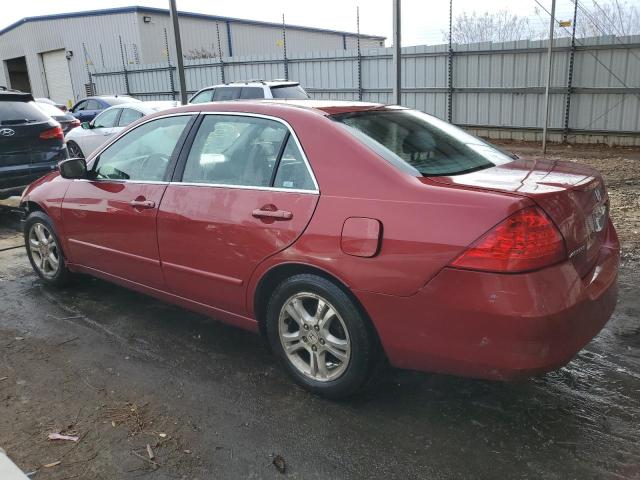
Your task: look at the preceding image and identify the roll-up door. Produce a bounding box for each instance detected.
[42,49,73,106]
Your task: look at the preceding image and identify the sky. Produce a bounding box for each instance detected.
[0,0,605,46]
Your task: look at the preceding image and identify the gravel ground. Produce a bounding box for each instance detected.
[0,142,638,479]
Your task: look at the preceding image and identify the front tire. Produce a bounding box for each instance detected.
[266,274,378,398]
[67,140,84,159]
[24,211,71,287]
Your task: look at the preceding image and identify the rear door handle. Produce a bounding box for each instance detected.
[130,199,156,209]
[252,207,293,220]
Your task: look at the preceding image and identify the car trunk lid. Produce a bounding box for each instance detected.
[426,157,609,277]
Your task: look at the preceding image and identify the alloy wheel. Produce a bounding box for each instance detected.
[67,142,84,158]
[28,223,60,278]
[278,292,351,382]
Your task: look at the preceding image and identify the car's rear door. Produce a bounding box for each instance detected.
[61,114,196,289]
[157,113,319,315]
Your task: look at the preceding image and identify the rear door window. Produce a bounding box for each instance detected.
[273,136,316,190]
[190,89,214,104]
[212,87,241,101]
[240,87,265,99]
[118,108,143,126]
[181,115,287,187]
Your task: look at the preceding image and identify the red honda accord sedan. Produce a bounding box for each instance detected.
[20,100,619,398]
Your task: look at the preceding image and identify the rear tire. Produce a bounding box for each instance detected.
[67,141,84,159]
[266,273,378,399]
[24,211,71,287]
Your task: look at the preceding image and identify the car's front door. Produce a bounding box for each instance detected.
[157,113,319,315]
[83,99,103,122]
[82,108,121,154]
[71,100,88,121]
[61,114,195,289]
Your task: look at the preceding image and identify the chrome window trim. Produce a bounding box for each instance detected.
[82,111,320,194]
[187,111,319,192]
[73,178,169,185]
[168,181,318,195]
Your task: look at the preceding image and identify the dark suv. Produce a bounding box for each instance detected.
[0,91,67,199]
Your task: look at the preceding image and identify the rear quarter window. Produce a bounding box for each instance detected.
[270,85,309,99]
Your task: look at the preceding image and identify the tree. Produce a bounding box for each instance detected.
[444,1,640,46]
[444,9,540,44]
[574,0,640,37]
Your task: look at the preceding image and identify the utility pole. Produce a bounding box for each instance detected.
[542,0,556,154]
[392,0,401,105]
[169,0,187,104]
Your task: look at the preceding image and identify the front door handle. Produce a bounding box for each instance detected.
[252,206,293,220]
[130,199,156,209]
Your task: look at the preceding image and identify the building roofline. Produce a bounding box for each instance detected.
[0,6,386,40]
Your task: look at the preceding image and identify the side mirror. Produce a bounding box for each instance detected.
[59,157,87,179]
[81,121,92,130]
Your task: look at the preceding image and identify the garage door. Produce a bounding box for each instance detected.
[42,49,74,106]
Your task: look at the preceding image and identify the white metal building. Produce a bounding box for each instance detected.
[0,6,384,107]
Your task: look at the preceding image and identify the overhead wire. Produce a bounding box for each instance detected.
[533,0,639,135]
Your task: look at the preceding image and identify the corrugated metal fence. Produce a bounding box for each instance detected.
[92,35,640,145]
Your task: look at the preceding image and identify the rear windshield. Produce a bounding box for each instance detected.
[332,109,514,176]
[0,101,49,125]
[270,85,309,99]
[36,102,66,117]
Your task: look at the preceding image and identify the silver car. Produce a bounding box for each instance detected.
[65,101,179,158]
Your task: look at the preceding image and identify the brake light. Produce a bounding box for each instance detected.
[451,206,566,273]
[39,125,64,141]
[69,119,81,129]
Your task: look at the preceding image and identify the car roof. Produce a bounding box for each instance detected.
[201,81,300,89]
[159,99,395,118]
[81,95,141,103]
[250,99,390,115]
[100,101,180,115]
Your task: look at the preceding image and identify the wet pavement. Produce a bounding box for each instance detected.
[0,206,639,479]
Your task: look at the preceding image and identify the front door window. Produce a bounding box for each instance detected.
[93,115,191,182]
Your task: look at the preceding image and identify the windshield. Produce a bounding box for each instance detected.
[270,85,309,99]
[332,109,514,176]
[0,101,49,124]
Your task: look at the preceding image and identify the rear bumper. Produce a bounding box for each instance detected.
[357,220,620,381]
[0,148,66,199]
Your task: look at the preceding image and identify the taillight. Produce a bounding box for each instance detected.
[39,125,64,141]
[450,206,566,273]
[70,119,81,129]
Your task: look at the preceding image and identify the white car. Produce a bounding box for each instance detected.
[65,101,179,158]
[189,80,309,104]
